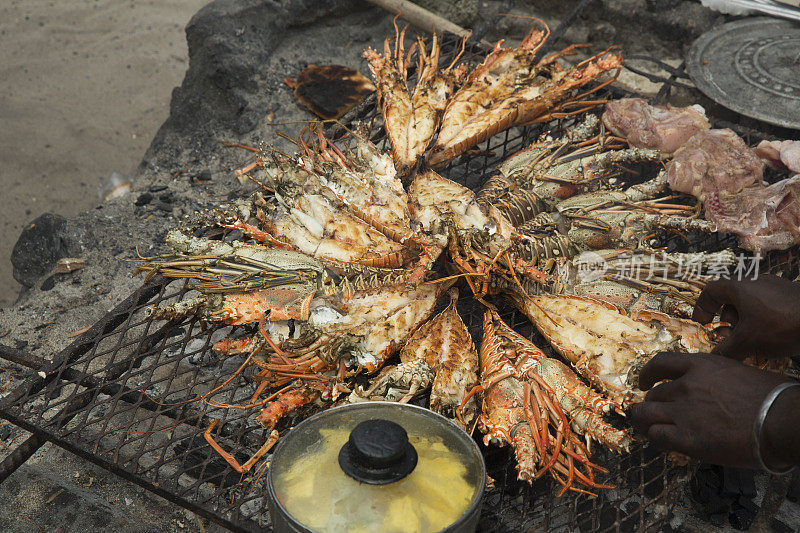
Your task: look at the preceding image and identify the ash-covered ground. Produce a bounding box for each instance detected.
[1,0,798,531]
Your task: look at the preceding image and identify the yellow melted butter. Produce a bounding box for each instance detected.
[275,428,477,532]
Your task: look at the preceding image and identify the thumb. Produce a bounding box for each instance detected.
[711,320,750,360]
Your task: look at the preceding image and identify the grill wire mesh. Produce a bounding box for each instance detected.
[1,31,798,533]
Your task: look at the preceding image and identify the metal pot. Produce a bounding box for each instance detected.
[267,401,485,532]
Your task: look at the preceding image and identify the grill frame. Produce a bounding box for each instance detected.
[1,21,797,533]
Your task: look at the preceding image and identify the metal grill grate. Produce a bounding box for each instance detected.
[1,26,796,533]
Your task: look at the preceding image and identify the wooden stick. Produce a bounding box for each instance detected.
[363,0,471,39]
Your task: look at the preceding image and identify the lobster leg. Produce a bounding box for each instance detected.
[204,419,280,474]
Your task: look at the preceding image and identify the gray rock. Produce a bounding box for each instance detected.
[11,214,68,288]
[10,212,98,290]
[148,0,361,167]
[412,0,478,27]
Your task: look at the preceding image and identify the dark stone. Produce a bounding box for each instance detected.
[158,192,173,203]
[145,0,362,164]
[595,0,720,42]
[40,276,56,291]
[351,30,370,43]
[770,518,794,533]
[787,470,800,502]
[646,0,681,10]
[722,467,756,498]
[135,192,153,206]
[148,185,168,192]
[234,108,260,135]
[729,500,756,530]
[11,214,66,288]
[589,21,616,43]
[190,169,212,184]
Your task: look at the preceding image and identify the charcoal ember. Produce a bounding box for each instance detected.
[238,496,268,522]
[0,424,13,441]
[475,511,502,532]
[618,505,645,533]
[722,467,756,498]
[787,470,800,503]
[135,192,153,206]
[577,503,618,532]
[692,464,731,518]
[189,170,212,184]
[186,350,215,366]
[691,464,762,529]
[154,202,173,213]
[406,391,428,408]
[729,496,757,530]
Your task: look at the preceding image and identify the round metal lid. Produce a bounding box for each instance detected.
[267,402,485,532]
[686,17,800,130]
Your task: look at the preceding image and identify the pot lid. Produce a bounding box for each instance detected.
[268,402,485,532]
[686,17,800,130]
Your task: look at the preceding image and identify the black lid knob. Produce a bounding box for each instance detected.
[338,419,418,485]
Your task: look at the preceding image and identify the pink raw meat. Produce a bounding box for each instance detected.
[602,98,710,153]
[667,129,764,202]
[755,140,800,174]
[706,175,800,253]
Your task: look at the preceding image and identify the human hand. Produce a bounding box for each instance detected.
[628,352,798,469]
[692,275,800,359]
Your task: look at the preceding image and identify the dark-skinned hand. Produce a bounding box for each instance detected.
[692,274,800,360]
[628,352,799,469]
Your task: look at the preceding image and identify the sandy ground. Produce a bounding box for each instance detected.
[0,0,209,307]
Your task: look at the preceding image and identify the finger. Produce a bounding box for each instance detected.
[714,325,733,340]
[719,304,739,327]
[711,319,751,360]
[692,280,736,324]
[644,380,683,402]
[628,401,673,434]
[638,352,694,391]
[646,424,690,455]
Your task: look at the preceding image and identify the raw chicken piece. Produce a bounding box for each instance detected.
[667,129,764,202]
[755,140,800,174]
[602,98,710,153]
[706,175,800,253]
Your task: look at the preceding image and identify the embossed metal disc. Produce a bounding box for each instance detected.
[686,17,800,130]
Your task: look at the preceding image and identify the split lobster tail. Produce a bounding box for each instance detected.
[427,27,623,168]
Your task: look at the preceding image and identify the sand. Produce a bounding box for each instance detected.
[0,0,208,307]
